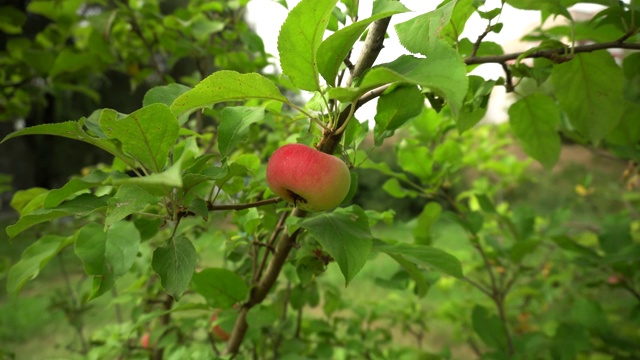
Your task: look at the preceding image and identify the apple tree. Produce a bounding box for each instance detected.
[2,0,640,359]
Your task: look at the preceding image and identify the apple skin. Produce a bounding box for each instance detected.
[266,144,351,211]
[210,311,230,341]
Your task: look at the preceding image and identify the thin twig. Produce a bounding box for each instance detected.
[253,211,289,284]
[177,198,282,219]
[501,63,514,93]
[208,198,282,211]
[463,276,493,297]
[471,25,492,58]
[465,32,640,65]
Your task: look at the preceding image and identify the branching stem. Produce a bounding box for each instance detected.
[465,31,640,65]
[223,16,394,357]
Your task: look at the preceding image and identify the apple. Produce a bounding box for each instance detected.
[210,311,230,341]
[140,331,151,349]
[266,144,351,211]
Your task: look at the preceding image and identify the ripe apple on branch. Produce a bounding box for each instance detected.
[266,144,351,211]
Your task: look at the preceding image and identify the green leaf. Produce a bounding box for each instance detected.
[74,222,141,300]
[0,6,26,34]
[191,268,249,308]
[74,222,141,276]
[170,71,288,117]
[112,159,183,196]
[552,323,590,360]
[277,0,338,91]
[457,75,495,133]
[101,103,179,173]
[6,194,108,238]
[382,178,418,198]
[571,298,610,332]
[107,222,142,276]
[385,253,430,298]
[552,236,600,260]
[10,188,49,216]
[360,157,411,182]
[606,103,640,146]
[509,239,541,263]
[6,235,74,297]
[397,139,432,179]
[330,45,467,115]
[152,235,197,299]
[105,184,160,226]
[598,215,631,255]
[472,305,508,351]
[413,202,442,245]
[0,119,133,167]
[551,51,625,142]
[296,206,373,285]
[44,170,112,208]
[374,240,463,278]
[394,0,456,55]
[49,49,96,78]
[440,0,477,44]
[143,83,192,107]
[508,93,561,169]
[218,107,265,158]
[374,85,424,145]
[318,0,409,85]
[75,224,109,275]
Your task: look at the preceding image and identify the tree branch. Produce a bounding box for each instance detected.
[224,209,305,355]
[223,15,394,357]
[465,36,640,65]
[176,198,282,219]
[207,198,282,211]
[347,17,392,87]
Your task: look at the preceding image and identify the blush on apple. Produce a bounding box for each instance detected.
[266,143,351,211]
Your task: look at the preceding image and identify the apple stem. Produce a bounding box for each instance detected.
[288,190,307,208]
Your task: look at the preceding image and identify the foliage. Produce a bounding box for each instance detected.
[1,0,640,359]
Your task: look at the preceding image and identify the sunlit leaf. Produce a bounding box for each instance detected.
[318,0,409,85]
[170,71,288,117]
[278,0,338,91]
[101,103,179,173]
[395,0,456,55]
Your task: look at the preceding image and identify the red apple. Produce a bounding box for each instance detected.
[140,331,151,349]
[210,311,230,341]
[266,144,351,211]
